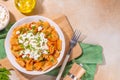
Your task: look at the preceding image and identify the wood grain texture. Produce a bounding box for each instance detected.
[53,15,82,63]
[63,63,86,80]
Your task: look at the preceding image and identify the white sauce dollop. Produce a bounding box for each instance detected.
[38,26,42,31]
[18,31,49,60]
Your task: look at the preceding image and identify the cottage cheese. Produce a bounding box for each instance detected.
[0,4,9,30]
[18,31,49,60]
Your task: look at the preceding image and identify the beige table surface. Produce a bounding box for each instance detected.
[0,0,120,80]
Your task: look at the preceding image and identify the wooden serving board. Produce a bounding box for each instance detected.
[0,15,82,80]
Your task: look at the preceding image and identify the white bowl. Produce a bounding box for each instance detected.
[0,3,10,31]
[5,16,65,75]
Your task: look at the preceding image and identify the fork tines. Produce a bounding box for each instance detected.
[72,30,81,42]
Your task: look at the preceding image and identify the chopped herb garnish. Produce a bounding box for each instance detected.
[32,26,36,30]
[20,44,24,48]
[37,43,40,47]
[31,46,35,51]
[38,56,43,61]
[17,26,49,61]
[51,58,54,62]
[48,33,51,36]
[25,44,35,51]
[46,50,50,53]
[25,28,28,31]
[23,56,30,60]
[35,37,41,42]
[28,30,32,33]
[38,37,41,41]
[47,33,52,38]
[19,36,22,40]
[20,28,26,34]
[25,38,28,41]
[26,44,31,49]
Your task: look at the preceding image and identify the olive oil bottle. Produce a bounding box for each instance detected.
[14,0,36,13]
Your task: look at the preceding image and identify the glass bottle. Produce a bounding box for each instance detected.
[14,0,36,13]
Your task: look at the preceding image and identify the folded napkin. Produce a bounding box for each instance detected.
[46,43,103,80]
[0,24,103,80]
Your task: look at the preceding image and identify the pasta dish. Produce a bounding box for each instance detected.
[10,20,62,71]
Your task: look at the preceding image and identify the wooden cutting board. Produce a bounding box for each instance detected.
[0,15,82,80]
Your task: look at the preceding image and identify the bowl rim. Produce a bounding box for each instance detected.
[0,3,10,31]
[5,15,65,75]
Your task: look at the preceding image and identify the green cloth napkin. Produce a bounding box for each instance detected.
[0,23,13,39]
[46,43,103,80]
[0,24,103,80]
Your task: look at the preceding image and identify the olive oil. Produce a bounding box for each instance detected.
[15,0,36,13]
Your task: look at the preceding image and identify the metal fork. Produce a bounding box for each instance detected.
[56,30,81,80]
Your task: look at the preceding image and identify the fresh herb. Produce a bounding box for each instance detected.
[19,36,22,40]
[28,30,33,33]
[37,43,40,47]
[0,68,11,80]
[46,50,50,53]
[26,44,35,51]
[38,56,43,61]
[20,44,24,48]
[26,44,31,49]
[35,37,41,42]
[0,68,10,74]
[25,38,28,41]
[18,51,23,55]
[23,56,30,60]
[31,46,35,51]
[31,26,36,30]
[38,37,41,41]
[31,44,36,50]
[24,28,28,31]
[48,33,51,36]
[50,58,54,62]
[20,28,26,34]
[47,33,52,38]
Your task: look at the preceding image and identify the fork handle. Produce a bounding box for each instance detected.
[56,54,70,80]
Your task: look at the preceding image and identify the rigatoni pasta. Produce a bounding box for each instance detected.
[10,20,62,71]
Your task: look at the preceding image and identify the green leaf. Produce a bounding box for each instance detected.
[0,68,11,80]
[32,25,36,30]
[0,68,10,75]
[0,23,14,39]
[0,73,9,80]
